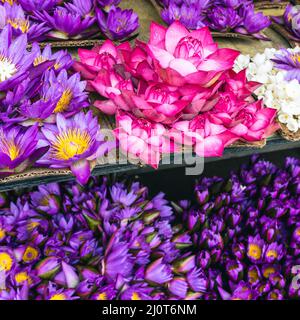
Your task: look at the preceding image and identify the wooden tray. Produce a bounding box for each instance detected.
[279,122,300,141]
[254,1,292,10]
[271,22,300,48]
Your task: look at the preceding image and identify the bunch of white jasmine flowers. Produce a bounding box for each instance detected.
[234,47,300,133]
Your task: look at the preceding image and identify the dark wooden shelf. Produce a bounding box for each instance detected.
[0,135,299,192]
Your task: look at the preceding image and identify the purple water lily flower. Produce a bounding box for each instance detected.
[34,7,96,40]
[247,265,261,286]
[31,183,60,215]
[241,10,271,35]
[264,242,284,263]
[38,111,114,184]
[0,26,34,92]
[11,266,40,288]
[65,0,94,17]
[19,0,58,13]
[0,246,15,274]
[0,3,50,41]
[247,235,265,264]
[0,124,48,177]
[42,69,89,118]
[282,4,300,40]
[31,43,73,72]
[207,6,242,32]
[145,257,173,284]
[96,6,139,40]
[161,3,206,30]
[272,48,300,82]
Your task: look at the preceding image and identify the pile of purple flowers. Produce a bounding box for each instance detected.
[0,0,139,41]
[0,26,113,184]
[158,0,271,38]
[0,177,184,300]
[175,155,300,299]
[0,156,299,300]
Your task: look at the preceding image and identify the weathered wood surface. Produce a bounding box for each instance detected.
[0,0,299,191]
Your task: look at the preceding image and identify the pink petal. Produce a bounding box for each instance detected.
[94,100,117,115]
[169,58,198,76]
[147,45,174,68]
[165,21,189,55]
[98,39,117,57]
[149,22,167,49]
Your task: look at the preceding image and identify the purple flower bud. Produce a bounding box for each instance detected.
[187,267,208,293]
[247,265,261,286]
[168,277,188,299]
[197,251,211,269]
[267,289,284,300]
[96,6,139,41]
[173,255,196,274]
[35,257,61,280]
[226,260,244,282]
[145,257,173,285]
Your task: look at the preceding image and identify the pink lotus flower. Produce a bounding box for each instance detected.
[230,100,279,142]
[223,69,261,100]
[144,21,240,87]
[96,81,190,124]
[73,40,129,82]
[171,114,238,157]
[114,112,177,168]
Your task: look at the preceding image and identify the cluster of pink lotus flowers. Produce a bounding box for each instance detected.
[74,21,279,168]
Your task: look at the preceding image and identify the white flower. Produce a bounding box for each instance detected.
[234,54,250,72]
[234,47,300,134]
[253,53,266,66]
[286,117,299,132]
[278,113,293,124]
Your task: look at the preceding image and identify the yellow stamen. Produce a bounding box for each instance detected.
[266,249,278,259]
[52,129,91,160]
[15,272,32,285]
[248,269,259,284]
[7,18,30,33]
[263,267,275,278]
[50,293,66,300]
[34,56,48,67]
[7,143,20,161]
[27,221,40,232]
[132,292,141,300]
[1,0,15,5]
[97,293,107,300]
[0,252,13,271]
[0,228,5,241]
[54,63,61,70]
[291,53,300,63]
[22,246,39,263]
[248,244,262,261]
[54,89,73,113]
